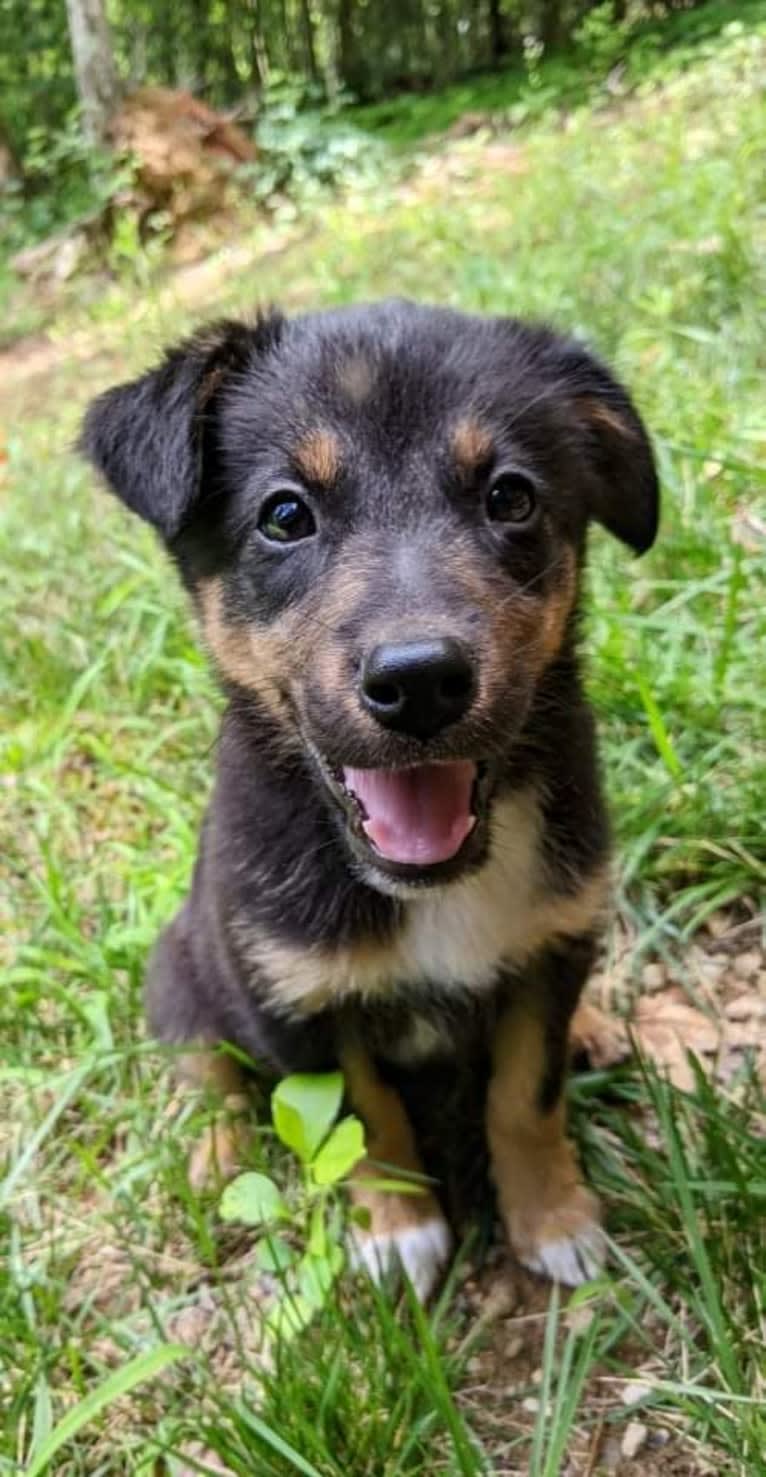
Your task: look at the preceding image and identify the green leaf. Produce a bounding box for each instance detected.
[297,1250,339,1308]
[254,1235,296,1273]
[308,1201,326,1257]
[312,1115,365,1185]
[268,1294,316,1341]
[272,1072,344,1163]
[25,1344,187,1477]
[219,1171,287,1226]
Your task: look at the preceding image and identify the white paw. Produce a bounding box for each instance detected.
[520,1220,606,1286]
[350,1216,452,1302]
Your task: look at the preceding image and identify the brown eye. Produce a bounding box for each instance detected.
[486,473,538,526]
[258,493,316,544]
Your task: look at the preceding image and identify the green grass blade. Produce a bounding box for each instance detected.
[24,1344,188,1477]
[232,1407,325,1476]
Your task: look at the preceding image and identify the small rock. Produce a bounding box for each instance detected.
[481,1277,518,1320]
[641,962,666,992]
[648,1428,671,1449]
[621,1420,649,1459]
[733,950,762,981]
[621,1380,651,1406]
[505,1334,524,1359]
[466,1356,483,1375]
[522,1396,540,1413]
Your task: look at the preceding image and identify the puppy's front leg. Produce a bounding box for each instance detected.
[487,938,605,1286]
[179,1046,254,1193]
[340,1042,451,1301]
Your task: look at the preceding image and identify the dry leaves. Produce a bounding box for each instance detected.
[631,985,765,1092]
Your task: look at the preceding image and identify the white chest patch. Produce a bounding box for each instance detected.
[241,788,608,1022]
[394,789,544,991]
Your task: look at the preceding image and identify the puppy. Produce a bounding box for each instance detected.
[81,300,658,1299]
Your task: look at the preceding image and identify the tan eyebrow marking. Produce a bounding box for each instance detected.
[451,417,494,475]
[579,397,639,440]
[293,429,341,487]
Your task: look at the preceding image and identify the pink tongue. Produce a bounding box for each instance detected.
[342,761,477,866]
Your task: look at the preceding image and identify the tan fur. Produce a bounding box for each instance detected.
[188,1101,253,1192]
[451,417,493,475]
[197,577,307,730]
[579,397,639,441]
[175,1045,253,1193]
[340,1042,441,1235]
[486,1008,601,1262]
[538,546,577,665]
[238,790,610,1021]
[293,428,341,486]
[569,999,630,1069]
[177,1044,249,1095]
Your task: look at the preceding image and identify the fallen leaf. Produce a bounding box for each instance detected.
[631,988,719,1091]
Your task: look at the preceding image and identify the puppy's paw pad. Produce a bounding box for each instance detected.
[521,1220,606,1287]
[350,1216,452,1302]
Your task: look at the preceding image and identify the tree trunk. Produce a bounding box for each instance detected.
[0,119,21,183]
[64,0,120,146]
[248,0,269,92]
[539,0,562,51]
[337,0,355,90]
[487,0,507,63]
[299,0,319,82]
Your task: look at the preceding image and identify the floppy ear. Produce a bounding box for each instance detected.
[79,313,283,541]
[565,349,659,554]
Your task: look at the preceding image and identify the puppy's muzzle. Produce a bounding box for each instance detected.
[359,637,476,741]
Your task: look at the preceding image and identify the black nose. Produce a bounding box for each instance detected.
[360,638,476,740]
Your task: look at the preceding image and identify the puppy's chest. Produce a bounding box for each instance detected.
[246,794,567,1010]
[239,792,607,1047]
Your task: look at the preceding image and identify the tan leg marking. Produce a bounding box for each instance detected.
[487,1009,605,1285]
[341,1043,451,1300]
[569,999,630,1070]
[177,1047,254,1194]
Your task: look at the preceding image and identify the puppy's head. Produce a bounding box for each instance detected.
[82,301,658,893]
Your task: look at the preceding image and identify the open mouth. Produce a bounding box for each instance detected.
[315,756,492,880]
[341,761,476,866]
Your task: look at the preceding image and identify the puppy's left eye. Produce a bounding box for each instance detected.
[486,473,537,526]
[258,493,316,544]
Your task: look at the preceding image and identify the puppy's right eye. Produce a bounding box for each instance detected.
[258,493,316,544]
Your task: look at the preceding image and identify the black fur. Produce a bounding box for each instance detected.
[81,299,658,1219]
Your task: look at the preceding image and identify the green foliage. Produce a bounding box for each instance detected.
[219,1072,366,1341]
[573,1,634,76]
[0,114,132,253]
[246,89,387,212]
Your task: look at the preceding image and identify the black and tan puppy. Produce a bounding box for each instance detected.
[81,300,658,1299]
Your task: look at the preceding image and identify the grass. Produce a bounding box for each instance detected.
[2,12,766,1476]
